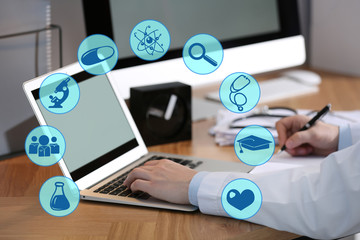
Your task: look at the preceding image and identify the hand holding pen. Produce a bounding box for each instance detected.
[276,104,340,156]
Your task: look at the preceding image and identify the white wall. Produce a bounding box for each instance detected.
[0,0,86,157]
[0,0,49,157]
[310,0,360,76]
[50,0,86,67]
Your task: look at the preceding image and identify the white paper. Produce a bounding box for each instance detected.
[211,108,360,146]
[250,151,324,174]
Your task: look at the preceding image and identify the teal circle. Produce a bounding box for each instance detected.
[39,176,80,217]
[25,125,66,167]
[221,178,262,220]
[78,34,119,75]
[234,125,275,166]
[39,73,80,114]
[183,34,223,75]
[130,20,171,61]
[219,72,260,113]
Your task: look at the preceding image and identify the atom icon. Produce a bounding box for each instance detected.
[134,25,165,56]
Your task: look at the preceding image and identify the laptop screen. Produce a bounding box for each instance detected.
[32,71,138,181]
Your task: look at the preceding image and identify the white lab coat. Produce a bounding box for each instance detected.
[194,124,360,239]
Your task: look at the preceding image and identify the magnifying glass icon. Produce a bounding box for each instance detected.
[188,43,218,67]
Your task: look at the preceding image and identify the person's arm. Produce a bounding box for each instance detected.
[124,117,360,238]
[193,122,360,238]
[192,121,360,205]
[194,141,360,239]
[124,145,360,239]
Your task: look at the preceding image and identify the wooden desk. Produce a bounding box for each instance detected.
[1,69,360,239]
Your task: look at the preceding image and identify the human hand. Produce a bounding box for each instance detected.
[275,115,339,156]
[123,159,197,204]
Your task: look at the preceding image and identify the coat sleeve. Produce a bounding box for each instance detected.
[350,123,360,144]
[196,127,360,239]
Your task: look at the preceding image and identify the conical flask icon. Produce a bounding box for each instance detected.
[50,182,70,211]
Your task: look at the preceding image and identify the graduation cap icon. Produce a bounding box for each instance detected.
[237,135,272,153]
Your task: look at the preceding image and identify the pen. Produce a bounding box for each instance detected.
[277,103,332,154]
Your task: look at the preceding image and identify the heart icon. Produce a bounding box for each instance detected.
[227,189,255,211]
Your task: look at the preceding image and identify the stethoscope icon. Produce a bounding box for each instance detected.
[229,75,251,111]
[188,43,218,66]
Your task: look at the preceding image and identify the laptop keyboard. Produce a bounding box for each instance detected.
[93,155,203,200]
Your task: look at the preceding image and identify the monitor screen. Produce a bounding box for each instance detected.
[83,0,300,67]
[109,0,280,60]
[32,72,138,181]
[82,0,304,99]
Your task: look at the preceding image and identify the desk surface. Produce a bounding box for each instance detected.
[1,68,360,240]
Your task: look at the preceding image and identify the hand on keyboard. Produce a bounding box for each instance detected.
[124,159,197,204]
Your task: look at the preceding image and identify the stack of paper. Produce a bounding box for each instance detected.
[209,108,360,146]
[209,108,280,146]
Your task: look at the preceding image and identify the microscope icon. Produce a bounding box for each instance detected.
[48,78,70,109]
[229,74,251,111]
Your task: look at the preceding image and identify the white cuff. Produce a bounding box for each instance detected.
[338,124,352,150]
[188,171,209,206]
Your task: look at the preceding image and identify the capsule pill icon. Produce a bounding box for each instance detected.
[81,46,115,66]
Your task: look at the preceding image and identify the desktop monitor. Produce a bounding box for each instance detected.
[82,0,305,99]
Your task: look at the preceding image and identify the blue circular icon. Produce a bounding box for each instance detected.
[234,125,275,166]
[130,20,171,61]
[25,125,66,167]
[39,176,80,217]
[183,34,223,75]
[78,34,119,75]
[219,72,260,113]
[39,73,80,114]
[221,178,262,220]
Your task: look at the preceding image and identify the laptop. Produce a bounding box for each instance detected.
[23,62,253,211]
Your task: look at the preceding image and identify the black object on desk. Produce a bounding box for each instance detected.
[130,82,192,146]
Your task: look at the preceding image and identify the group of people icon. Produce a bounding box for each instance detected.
[29,135,60,157]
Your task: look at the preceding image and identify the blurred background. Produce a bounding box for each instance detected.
[1,0,359,158]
